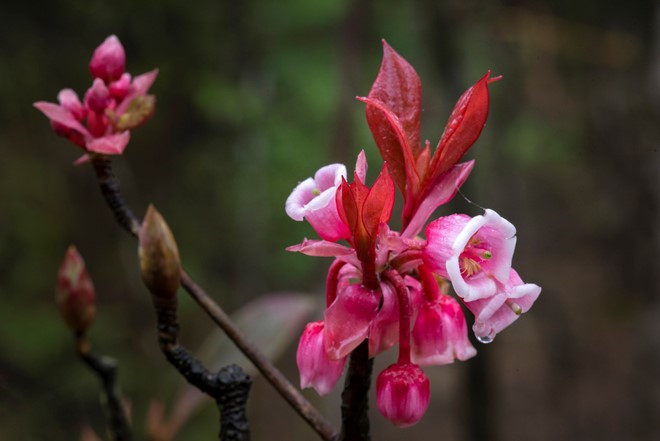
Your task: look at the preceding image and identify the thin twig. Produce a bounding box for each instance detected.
[90,155,337,441]
[75,335,133,441]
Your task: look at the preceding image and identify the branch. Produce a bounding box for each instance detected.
[75,335,133,441]
[155,299,251,441]
[339,340,373,441]
[90,154,337,441]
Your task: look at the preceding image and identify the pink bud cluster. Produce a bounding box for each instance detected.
[34,35,158,163]
[286,40,540,427]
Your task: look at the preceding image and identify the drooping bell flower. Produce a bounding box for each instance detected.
[323,283,381,360]
[285,163,350,242]
[465,269,541,343]
[89,35,126,83]
[423,209,516,301]
[55,246,96,332]
[376,362,430,428]
[296,321,347,396]
[412,295,476,365]
[34,35,158,162]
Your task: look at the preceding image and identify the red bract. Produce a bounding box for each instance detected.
[336,162,394,285]
[360,40,498,229]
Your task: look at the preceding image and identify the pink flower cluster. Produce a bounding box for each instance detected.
[34,35,158,163]
[286,41,540,427]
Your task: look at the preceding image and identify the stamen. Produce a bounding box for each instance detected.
[312,188,321,196]
[461,257,481,277]
[483,251,492,259]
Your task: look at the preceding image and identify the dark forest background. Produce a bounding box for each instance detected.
[1,0,659,440]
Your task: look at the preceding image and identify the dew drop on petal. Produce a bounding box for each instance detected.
[476,335,494,344]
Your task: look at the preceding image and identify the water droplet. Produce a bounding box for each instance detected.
[476,335,494,344]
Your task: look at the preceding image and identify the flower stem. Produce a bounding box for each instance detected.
[91,155,140,236]
[383,270,412,364]
[339,340,373,441]
[418,264,441,302]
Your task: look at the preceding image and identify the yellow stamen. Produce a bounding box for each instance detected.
[462,257,481,277]
[312,188,321,196]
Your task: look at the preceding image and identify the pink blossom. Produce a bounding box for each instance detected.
[411,295,476,366]
[323,283,380,360]
[296,321,347,396]
[423,209,516,301]
[89,35,126,82]
[285,163,350,242]
[465,269,541,342]
[376,362,430,427]
[34,35,158,161]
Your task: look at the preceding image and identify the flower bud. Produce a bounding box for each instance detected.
[138,205,181,301]
[109,73,132,99]
[84,78,111,113]
[55,246,96,332]
[89,35,126,82]
[296,321,347,396]
[376,362,430,427]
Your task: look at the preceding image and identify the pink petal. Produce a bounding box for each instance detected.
[286,238,355,258]
[285,178,317,221]
[402,160,475,238]
[57,89,85,121]
[84,78,111,113]
[368,282,400,358]
[313,163,346,189]
[296,321,347,396]
[33,102,91,140]
[86,131,131,155]
[354,150,368,182]
[324,284,381,360]
[116,69,159,115]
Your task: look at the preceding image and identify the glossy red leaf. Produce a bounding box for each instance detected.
[427,71,492,185]
[368,40,422,157]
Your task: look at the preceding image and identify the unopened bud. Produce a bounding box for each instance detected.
[116,95,156,130]
[89,35,126,82]
[376,362,430,427]
[139,205,181,301]
[84,78,111,113]
[57,88,85,121]
[55,246,96,332]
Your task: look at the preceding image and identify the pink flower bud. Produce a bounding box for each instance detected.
[57,89,85,121]
[411,295,476,366]
[109,73,132,99]
[89,35,126,82]
[423,209,516,301]
[296,321,347,396]
[84,78,111,113]
[55,246,96,332]
[376,362,430,427]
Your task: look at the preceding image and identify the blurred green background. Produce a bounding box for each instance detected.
[1,0,659,439]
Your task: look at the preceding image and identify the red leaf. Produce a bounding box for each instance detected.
[360,97,420,197]
[361,163,395,238]
[368,40,422,156]
[427,71,492,185]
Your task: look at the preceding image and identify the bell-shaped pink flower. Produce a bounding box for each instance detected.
[376,362,430,427]
[89,35,126,82]
[285,163,350,242]
[423,209,516,301]
[411,295,476,365]
[466,268,541,342]
[296,321,347,396]
[324,284,380,360]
